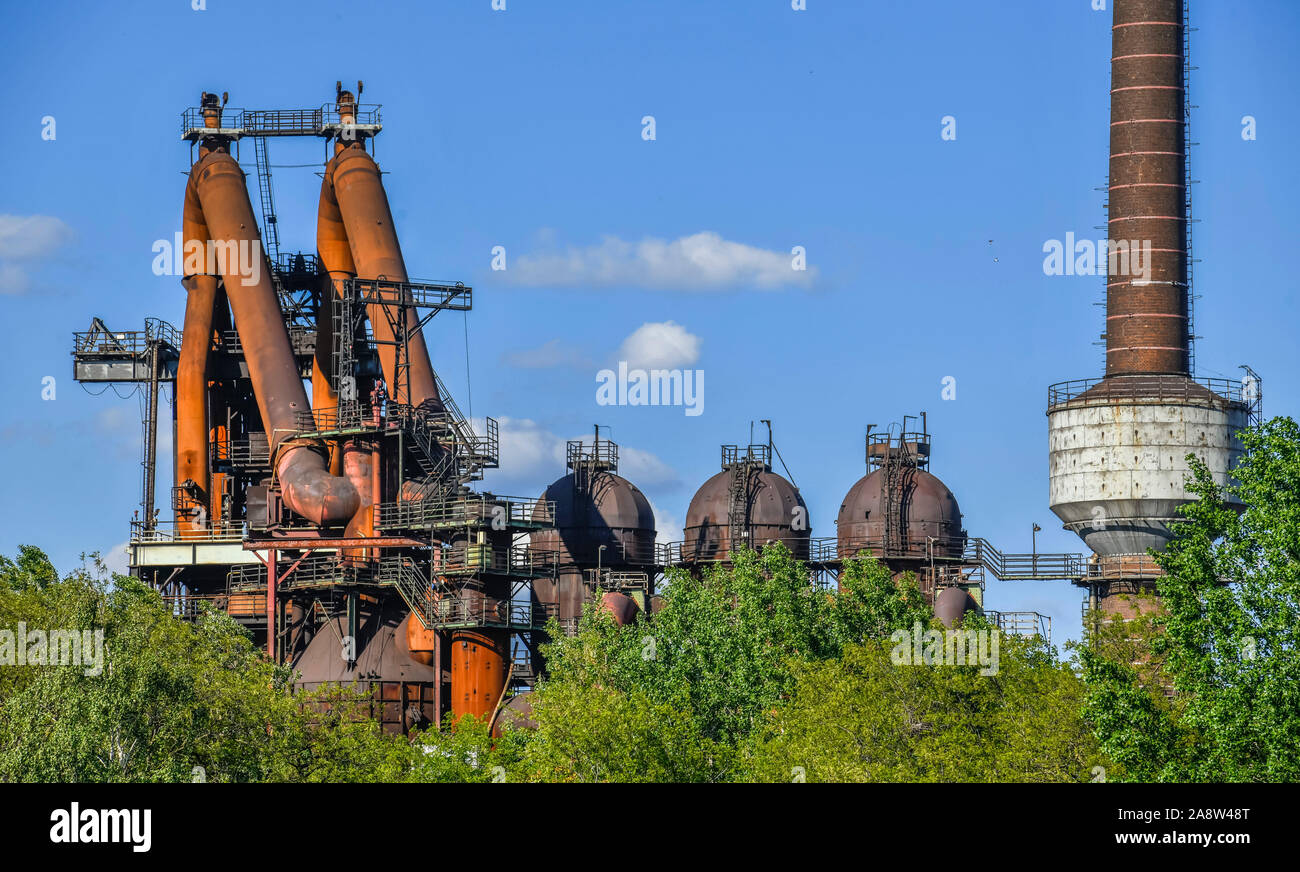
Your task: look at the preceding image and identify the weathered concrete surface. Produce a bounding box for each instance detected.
[1049,397,1245,556]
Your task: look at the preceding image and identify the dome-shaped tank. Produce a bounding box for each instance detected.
[836,466,964,560]
[529,435,657,626]
[683,445,810,563]
[530,469,656,567]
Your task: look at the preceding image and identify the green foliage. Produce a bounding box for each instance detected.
[0,534,1115,783]
[742,635,1098,782]
[0,553,416,782]
[1082,416,1300,782]
[0,545,58,592]
[514,542,1095,782]
[526,544,924,764]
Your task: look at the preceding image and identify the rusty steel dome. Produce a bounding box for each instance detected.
[529,433,657,626]
[529,468,656,567]
[836,466,964,560]
[683,444,810,563]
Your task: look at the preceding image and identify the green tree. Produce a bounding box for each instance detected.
[1081,416,1300,782]
[527,543,926,762]
[742,632,1099,783]
[0,551,426,783]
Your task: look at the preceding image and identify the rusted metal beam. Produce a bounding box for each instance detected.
[243,536,426,550]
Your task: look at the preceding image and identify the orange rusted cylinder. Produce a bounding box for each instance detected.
[175,281,216,532]
[341,441,375,560]
[188,146,358,526]
[175,168,220,535]
[322,140,440,409]
[315,169,354,429]
[449,628,509,721]
[405,614,438,667]
[311,308,337,421]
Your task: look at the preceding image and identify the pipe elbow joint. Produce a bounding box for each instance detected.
[277,445,361,526]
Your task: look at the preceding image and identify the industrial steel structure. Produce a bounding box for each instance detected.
[69,0,1259,735]
[74,86,561,731]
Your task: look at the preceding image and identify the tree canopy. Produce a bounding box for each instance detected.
[1080,416,1300,783]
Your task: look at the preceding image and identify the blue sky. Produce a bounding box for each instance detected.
[1,0,1297,649]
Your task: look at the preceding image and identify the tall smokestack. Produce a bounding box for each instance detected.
[1048,0,1251,623]
[1106,0,1189,377]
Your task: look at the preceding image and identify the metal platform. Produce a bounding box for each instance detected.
[181,104,383,142]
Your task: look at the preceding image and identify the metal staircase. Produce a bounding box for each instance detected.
[726,464,751,554]
[879,435,916,557]
[252,135,279,263]
[384,556,437,629]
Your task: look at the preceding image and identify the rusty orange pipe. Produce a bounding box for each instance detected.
[175,166,220,534]
[320,137,440,409]
[187,146,359,526]
[314,168,353,426]
[341,441,375,561]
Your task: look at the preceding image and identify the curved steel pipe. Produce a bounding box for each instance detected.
[176,171,218,533]
[320,139,441,409]
[187,147,359,526]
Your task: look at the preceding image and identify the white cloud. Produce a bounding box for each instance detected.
[618,446,681,488]
[615,321,701,370]
[483,416,567,488]
[508,231,816,290]
[0,214,73,294]
[501,338,592,370]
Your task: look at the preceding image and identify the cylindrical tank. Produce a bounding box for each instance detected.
[1048,380,1246,559]
[836,467,965,561]
[449,628,509,721]
[682,465,809,562]
[405,613,438,666]
[600,591,640,626]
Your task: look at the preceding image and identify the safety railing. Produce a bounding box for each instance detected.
[130,520,246,543]
[659,535,812,566]
[181,104,382,140]
[567,438,618,471]
[376,494,554,531]
[986,610,1052,642]
[271,252,321,277]
[227,555,373,591]
[963,538,1089,581]
[73,318,181,355]
[381,557,557,630]
[422,596,555,630]
[293,402,375,434]
[721,444,771,468]
[211,437,271,468]
[159,594,227,622]
[585,569,652,591]
[221,325,314,358]
[1047,376,1246,408]
[346,277,472,312]
[433,543,560,578]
